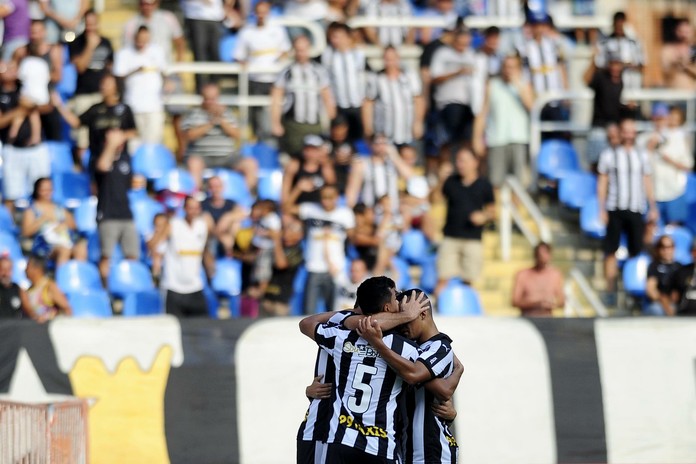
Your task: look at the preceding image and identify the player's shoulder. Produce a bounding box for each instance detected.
[383,332,419,353]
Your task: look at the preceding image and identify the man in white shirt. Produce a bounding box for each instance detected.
[114,26,167,145]
[233,0,291,143]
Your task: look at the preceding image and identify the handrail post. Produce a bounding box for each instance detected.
[500,182,512,262]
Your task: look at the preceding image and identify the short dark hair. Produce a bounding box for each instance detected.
[328,21,351,35]
[484,26,500,37]
[136,25,150,35]
[31,177,51,200]
[353,203,368,215]
[357,276,396,315]
[397,288,432,314]
[534,242,552,254]
[613,11,626,23]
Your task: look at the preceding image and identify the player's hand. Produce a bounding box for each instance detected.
[306,375,332,400]
[357,316,383,344]
[432,398,457,422]
[400,290,429,320]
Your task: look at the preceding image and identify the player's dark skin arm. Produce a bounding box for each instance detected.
[424,356,464,402]
[432,398,457,422]
[299,310,357,341]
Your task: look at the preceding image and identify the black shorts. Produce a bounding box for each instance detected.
[165,290,208,317]
[326,443,397,464]
[603,210,645,257]
[297,440,327,464]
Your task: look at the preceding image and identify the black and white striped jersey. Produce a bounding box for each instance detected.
[402,333,458,464]
[315,325,419,460]
[597,146,652,213]
[365,70,421,145]
[321,46,367,109]
[274,61,330,125]
[595,34,645,89]
[297,310,356,443]
[517,37,565,94]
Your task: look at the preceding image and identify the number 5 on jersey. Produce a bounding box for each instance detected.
[348,364,378,414]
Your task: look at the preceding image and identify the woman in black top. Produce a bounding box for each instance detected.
[281,135,336,209]
[645,235,681,315]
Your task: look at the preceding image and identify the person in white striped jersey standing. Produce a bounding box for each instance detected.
[597,117,658,303]
[358,289,463,464]
[595,12,645,90]
[271,35,336,159]
[322,22,368,142]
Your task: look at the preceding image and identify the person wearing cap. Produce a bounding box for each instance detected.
[595,11,645,90]
[638,104,693,225]
[583,47,629,168]
[664,241,696,316]
[281,134,336,210]
[271,34,335,159]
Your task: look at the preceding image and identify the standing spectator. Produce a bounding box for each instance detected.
[595,12,645,89]
[114,26,167,146]
[333,258,369,311]
[153,196,213,317]
[583,51,626,167]
[0,0,30,61]
[181,0,227,91]
[417,0,458,45]
[0,255,28,319]
[181,83,257,190]
[363,0,414,47]
[645,235,681,316]
[327,115,354,195]
[281,134,336,209]
[363,46,424,146]
[291,184,354,314]
[285,0,329,22]
[0,60,50,215]
[478,26,503,78]
[233,0,291,143]
[664,241,696,316]
[432,148,495,294]
[259,213,304,317]
[517,14,568,121]
[661,18,695,90]
[69,9,114,155]
[13,39,50,147]
[321,22,367,142]
[25,254,72,321]
[597,117,657,302]
[639,105,693,226]
[430,28,483,154]
[53,73,138,175]
[473,54,534,189]
[345,134,413,210]
[511,242,565,317]
[271,35,335,159]
[38,0,89,45]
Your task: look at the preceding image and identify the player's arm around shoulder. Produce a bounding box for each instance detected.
[424,353,464,402]
[299,309,357,341]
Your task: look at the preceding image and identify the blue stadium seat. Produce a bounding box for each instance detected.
[0,205,17,234]
[391,256,413,290]
[684,173,696,205]
[133,144,176,180]
[122,289,163,316]
[290,265,308,316]
[56,63,77,100]
[154,168,196,195]
[537,140,580,181]
[212,258,242,299]
[622,254,650,298]
[354,139,371,155]
[215,169,253,207]
[74,197,97,234]
[257,169,283,202]
[244,142,280,170]
[68,289,113,318]
[0,232,23,260]
[218,34,237,63]
[130,197,165,238]
[419,255,438,294]
[108,260,154,298]
[52,172,91,208]
[45,141,74,174]
[56,260,102,294]
[686,202,696,236]
[12,258,29,289]
[81,149,91,171]
[399,229,432,265]
[580,197,606,239]
[558,171,597,210]
[437,280,483,316]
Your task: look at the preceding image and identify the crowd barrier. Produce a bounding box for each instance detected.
[0,316,694,463]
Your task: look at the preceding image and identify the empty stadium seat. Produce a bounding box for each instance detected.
[580,197,606,239]
[290,265,308,316]
[215,169,253,207]
[243,142,280,170]
[622,254,650,298]
[130,197,166,238]
[218,34,237,63]
[0,205,17,234]
[399,228,432,265]
[13,258,29,289]
[108,260,154,298]
[437,280,483,316]
[559,171,597,210]
[56,260,102,294]
[257,169,283,202]
[56,63,77,100]
[52,172,91,208]
[684,173,696,205]
[154,169,196,195]
[122,289,163,316]
[133,144,176,180]
[391,256,413,290]
[537,140,580,181]
[419,255,438,294]
[45,141,74,174]
[74,197,97,234]
[212,258,242,298]
[68,289,113,318]
[0,232,23,260]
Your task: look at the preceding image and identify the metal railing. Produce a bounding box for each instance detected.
[499,176,552,262]
[564,268,609,317]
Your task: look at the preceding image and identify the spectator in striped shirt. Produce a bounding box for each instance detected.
[362,0,414,47]
[595,12,645,90]
[271,35,336,159]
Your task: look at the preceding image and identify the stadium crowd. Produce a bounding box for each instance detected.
[0,0,694,321]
